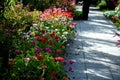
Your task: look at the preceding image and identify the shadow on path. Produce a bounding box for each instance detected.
[65,6,120,80]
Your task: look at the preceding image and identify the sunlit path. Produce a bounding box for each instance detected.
[64,6,120,80]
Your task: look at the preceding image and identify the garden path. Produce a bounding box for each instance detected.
[64,6,120,80]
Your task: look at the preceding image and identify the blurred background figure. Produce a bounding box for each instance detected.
[82,0,91,20]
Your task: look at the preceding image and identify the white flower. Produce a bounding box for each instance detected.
[33,24,38,27]
[63,32,68,35]
[46,27,49,29]
[24,58,30,62]
[62,29,65,31]
[55,29,58,31]
[62,35,65,37]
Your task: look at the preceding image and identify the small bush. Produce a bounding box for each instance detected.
[73,10,83,20]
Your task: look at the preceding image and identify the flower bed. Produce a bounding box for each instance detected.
[1,4,76,80]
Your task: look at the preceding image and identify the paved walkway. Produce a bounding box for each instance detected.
[64,6,120,80]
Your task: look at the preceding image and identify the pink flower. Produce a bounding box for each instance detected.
[117,40,120,46]
[68,66,72,71]
[51,71,57,76]
[69,59,75,64]
[32,40,37,44]
[15,50,20,53]
[46,47,50,51]
[34,47,39,51]
[56,49,61,54]
[48,49,53,54]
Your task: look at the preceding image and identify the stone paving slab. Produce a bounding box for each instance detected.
[65,6,120,80]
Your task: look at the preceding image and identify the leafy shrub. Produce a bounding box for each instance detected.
[104,4,120,30]
[97,0,107,10]
[73,10,83,20]
[4,3,42,33]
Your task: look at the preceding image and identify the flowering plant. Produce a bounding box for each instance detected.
[3,7,76,80]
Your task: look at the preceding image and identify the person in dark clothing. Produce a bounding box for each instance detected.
[82,0,91,20]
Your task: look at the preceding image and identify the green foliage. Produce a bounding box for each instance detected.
[104,4,120,30]
[8,53,64,80]
[104,4,120,18]
[115,22,120,30]
[97,0,107,10]
[4,3,42,33]
[73,10,83,20]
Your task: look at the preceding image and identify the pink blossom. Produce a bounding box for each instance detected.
[69,59,75,64]
[15,50,20,53]
[48,49,53,54]
[68,66,72,71]
[45,47,50,51]
[117,40,120,46]
[34,47,39,51]
[32,40,37,44]
[56,49,61,54]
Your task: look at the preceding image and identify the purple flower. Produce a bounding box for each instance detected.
[69,59,75,64]
[34,47,39,51]
[45,47,50,51]
[56,49,61,54]
[48,49,53,54]
[32,40,37,44]
[39,48,44,53]
[68,66,72,71]
[15,50,20,53]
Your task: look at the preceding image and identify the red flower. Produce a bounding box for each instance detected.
[63,77,69,80]
[49,32,55,37]
[54,35,59,40]
[35,33,38,37]
[36,55,44,61]
[39,78,44,80]
[51,71,57,76]
[54,57,65,61]
[36,36,42,41]
[48,41,54,45]
[41,37,47,43]
[40,30,45,33]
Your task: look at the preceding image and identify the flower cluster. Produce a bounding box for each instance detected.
[7,8,76,80]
